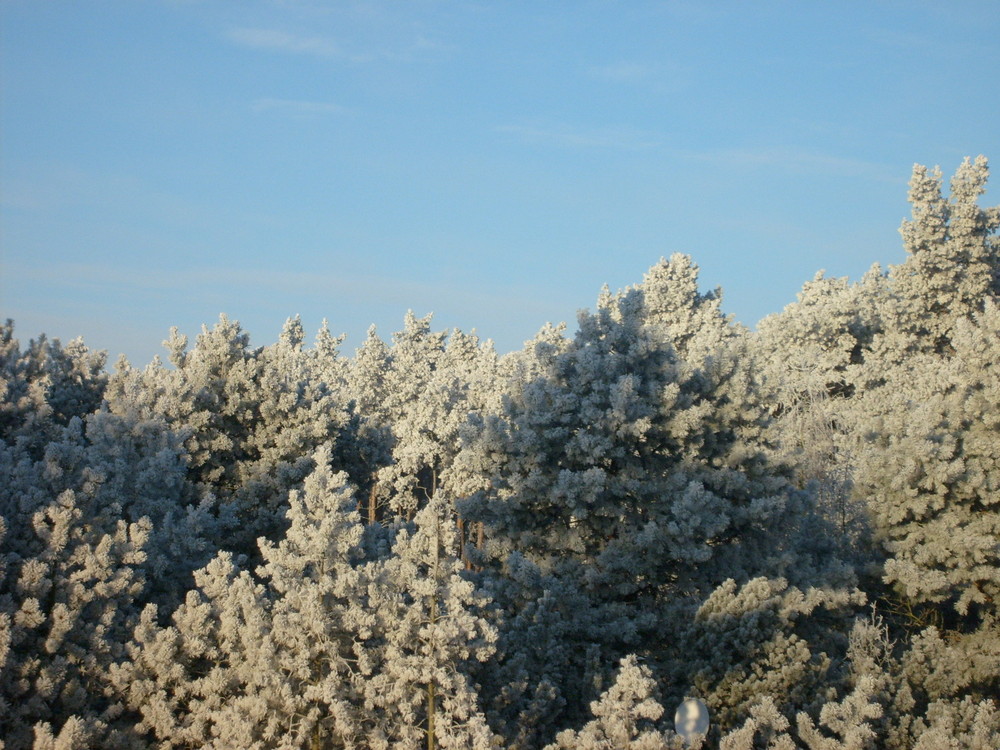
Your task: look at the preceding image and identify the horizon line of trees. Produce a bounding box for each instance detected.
[2,156,998,749]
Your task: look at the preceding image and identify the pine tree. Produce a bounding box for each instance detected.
[543,655,687,750]
[119,448,371,748]
[120,452,498,749]
[359,494,498,749]
[889,156,999,355]
[105,315,374,551]
[854,301,1000,625]
[460,257,803,599]
[0,401,215,748]
[0,321,107,456]
[0,488,149,749]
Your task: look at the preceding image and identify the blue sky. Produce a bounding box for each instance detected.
[2,0,998,365]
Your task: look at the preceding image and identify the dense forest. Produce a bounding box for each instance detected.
[2,157,998,749]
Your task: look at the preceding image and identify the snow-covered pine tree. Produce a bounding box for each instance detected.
[855,301,1000,625]
[845,303,1000,732]
[105,315,376,551]
[1,378,215,748]
[350,312,500,540]
[0,485,149,749]
[890,156,999,356]
[119,451,498,749]
[359,494,498,749]
[119,447,371,748]
[460,255,807,601]
[752,268,888,555]
[543,655,687,750]
[104,314,254,498]
[455,256,860,745]
[0,321,107,457]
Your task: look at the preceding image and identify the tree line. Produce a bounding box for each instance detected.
[1,156,998,748]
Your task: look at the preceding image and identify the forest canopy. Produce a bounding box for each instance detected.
[2,157,999,749]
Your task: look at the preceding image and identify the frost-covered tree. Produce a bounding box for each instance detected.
[454,257,859,745]
[752,268,889,556]
[0,488,149,749]
[363,313,499,525]
[889,155,999,355]
[121,451,497,749]
[674,576,863,734]
[0,389,220,748]
[853,301,1000,626]
[106,315,376,549]
[543,655,687,750]
[311,318,350,393]
[461,256,811,598]
[359,494,498,749]
[119,448,373,748]
[105,314,254,495]
[0,321,107,455]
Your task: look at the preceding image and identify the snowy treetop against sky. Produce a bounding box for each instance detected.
[2,0,998,364]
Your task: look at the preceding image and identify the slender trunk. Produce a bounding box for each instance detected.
[457,516,472,571]
[368,483,378,525]
[427,680,436,750]
[427,509,440,750]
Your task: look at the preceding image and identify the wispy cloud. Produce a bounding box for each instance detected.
[589,61,653,83]
[226,25,443,64]
[251,98,353,116]
[683,147,899,183]
[227,27,343,58]
[496,122,662,151]
[587,60,688,93]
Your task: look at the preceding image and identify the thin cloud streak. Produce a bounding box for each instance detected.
[251,98,353,115]
[227,27,342,58]
[590,61,653,83]
[682,147,900,183]
[587,60,689,94]
[225,25,436,64]
[496,123,662,151]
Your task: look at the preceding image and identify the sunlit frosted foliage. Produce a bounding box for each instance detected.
[543,656,687,750]
[909,697,1000,750]
[356,312,500,526]
[677,576,863,734]
[358,494,498,749]
[0,488,149,749]
[718,697,797,750]
[105,315,376,549]
[0,321,107,455]
[854,301,1000,620]
[892,156,999,354]
[120,452,496,749]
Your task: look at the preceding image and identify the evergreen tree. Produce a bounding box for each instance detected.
[105,315,375,550]
[359,494,498,749]
[120,452,497,749]
[0,406,214,748]
[543,655,686,750]
[0,321,107,456]
[854,302,1000,627]
[891,156,999,354]
[460,256,806,599]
